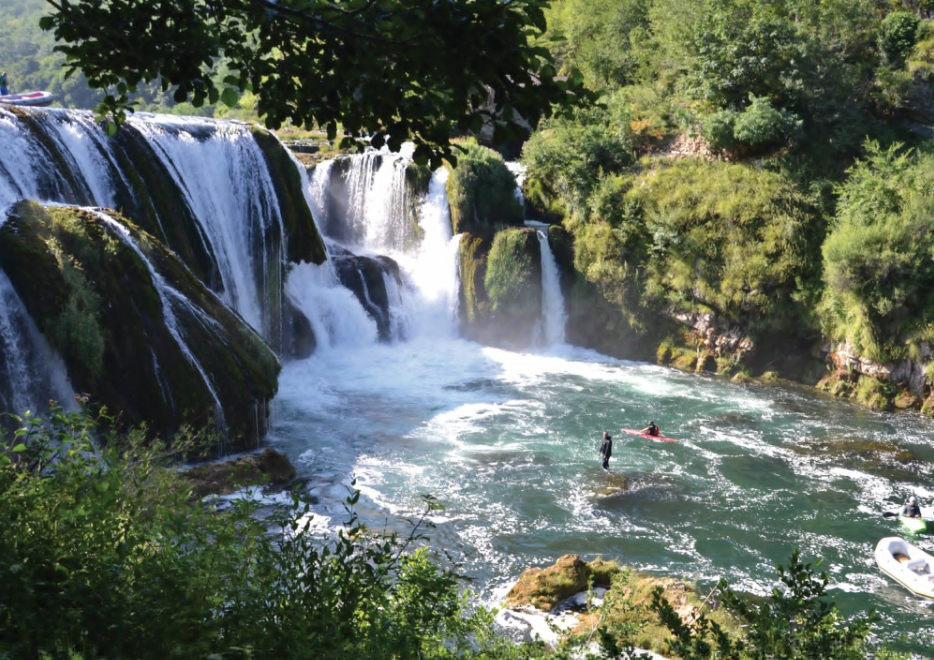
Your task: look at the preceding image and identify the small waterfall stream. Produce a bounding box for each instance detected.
[536,230,567,346]
[0,269,73,415]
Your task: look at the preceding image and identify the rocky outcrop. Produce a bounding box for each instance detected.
[815,340,934,412]
[0,202,280,454]
[457,227,543,348]
[505,554,618,611]
[181,447,298,497]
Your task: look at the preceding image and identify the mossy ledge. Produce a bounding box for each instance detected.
[0,201,280,455]
[504,554,741,656]
[457,227,542,348]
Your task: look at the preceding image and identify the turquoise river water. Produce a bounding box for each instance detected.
[268,337,934,655]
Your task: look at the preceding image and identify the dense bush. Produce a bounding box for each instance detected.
[821,141,934,361]
[0,409,519,659]
[484,228,539,315]
[649,550,880,659]
[879,12,921,69]
[445,140,524,234]
[522,107,636,220]
[566,159,824,335]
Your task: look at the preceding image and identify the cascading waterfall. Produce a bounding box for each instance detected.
[406,167,460,338]
[127,115,284,338]
[0,108,296,415]
[0,268,73,415]
[506,161,526,209]
[535,229,567,346]
[300,149,460,344]
[91,209,227,440]
[0,108,287,344]
[0,107,121,210]
[284,260,380,350]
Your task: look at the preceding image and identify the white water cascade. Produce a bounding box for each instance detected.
[0,106,301,418]
[535,230,567,346]
[298,148,461,345]
[92,210,226,433]
[0,269,73,415]
[127,116,285,338]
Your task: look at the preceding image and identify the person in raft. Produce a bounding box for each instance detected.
[903,496,922,518]
[599,431,613,470]
[641,421,659,436]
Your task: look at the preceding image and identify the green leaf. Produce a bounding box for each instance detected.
[220,87,239,108]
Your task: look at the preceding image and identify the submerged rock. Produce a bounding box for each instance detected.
[181,447,298,497]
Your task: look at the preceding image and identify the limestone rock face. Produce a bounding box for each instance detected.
[0,202,280,454]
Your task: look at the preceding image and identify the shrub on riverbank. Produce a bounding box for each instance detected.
[0,409,517,658]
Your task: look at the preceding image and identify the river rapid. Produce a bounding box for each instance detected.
[268,335,934,654]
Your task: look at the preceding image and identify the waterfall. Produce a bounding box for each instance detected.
[0,107,122,211]
[506,161,526,210]
[0,108,289,345]
[126,115,284,337]
[284,260,379,350]
[536,229,567,346]
[303,150,460,343]
[0,268,73,415]
[407,167,459,338]
[92,210,227,439]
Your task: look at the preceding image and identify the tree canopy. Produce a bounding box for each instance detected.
[40,0,588,165]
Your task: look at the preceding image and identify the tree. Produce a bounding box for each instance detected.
[650,549,879,659]
[40,0,589,165]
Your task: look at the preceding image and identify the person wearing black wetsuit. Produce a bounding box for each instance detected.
[599,431,612,470]
[641,421,659,436]
[903,496,922,518]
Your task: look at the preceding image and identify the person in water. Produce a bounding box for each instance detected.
[599,431,612,470]
[0,73,8,96]
[641,421,659,436]
[903,496,922,518]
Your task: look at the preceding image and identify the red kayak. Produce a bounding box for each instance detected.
[620,427,677,443]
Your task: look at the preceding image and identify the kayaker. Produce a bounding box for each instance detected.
[903,496,922,518]
[0,73,8,96]
[599,431,612,470]
[641,421,659,436]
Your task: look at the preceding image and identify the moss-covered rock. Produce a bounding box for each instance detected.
[181,447,298,497]
[0,202,280,455]
[505,554,618,612]
[446,139,523,234]
[457,227,544,348]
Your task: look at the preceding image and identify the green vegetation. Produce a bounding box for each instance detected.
[649,550,889,659]
[446,140,524,234]
[821,141,934,362]
[515,0,934,400]
[0,408,516,658]
[36,0,589,164]
[484,229,539,315]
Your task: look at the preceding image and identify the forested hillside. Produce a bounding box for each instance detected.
[523,0,934,411]
[0,0,256,118]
